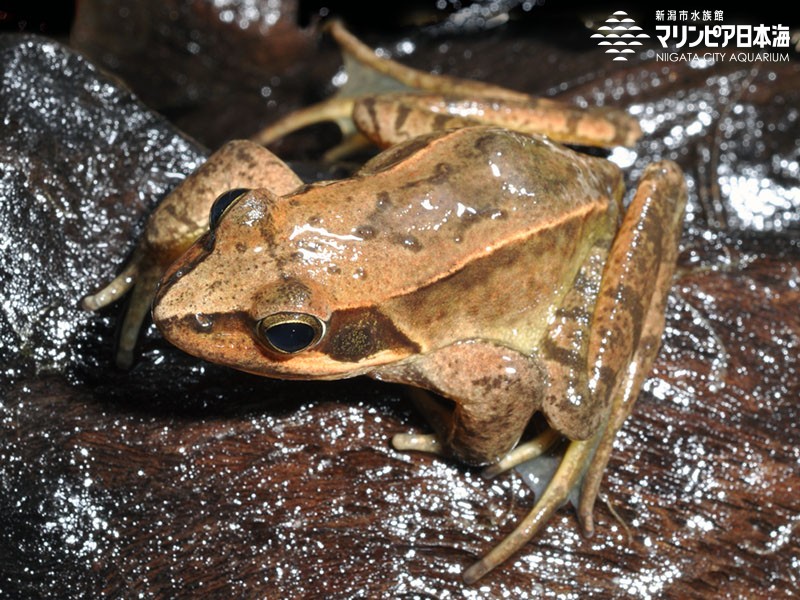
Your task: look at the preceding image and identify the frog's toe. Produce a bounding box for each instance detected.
[463,435,598,583]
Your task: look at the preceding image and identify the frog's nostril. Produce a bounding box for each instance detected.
[256,312,325,354]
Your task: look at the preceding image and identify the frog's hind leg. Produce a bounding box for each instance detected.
[576,161,687,535]
[463,161,686,583]
[252,20,641,153]
[480,428,561,479]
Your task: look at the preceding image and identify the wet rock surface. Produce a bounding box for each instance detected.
[1,5,799,598]
[0,34,206,381]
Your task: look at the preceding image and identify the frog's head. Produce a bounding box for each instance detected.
[152,188,419,379]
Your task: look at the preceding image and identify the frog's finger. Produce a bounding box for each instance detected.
[463,436,597,584]
[392,433,443,455]
[81,260,138,311]
[481,428,560,479]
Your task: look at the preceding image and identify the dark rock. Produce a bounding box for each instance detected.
[70,0,317,148]
[0,34,206,382]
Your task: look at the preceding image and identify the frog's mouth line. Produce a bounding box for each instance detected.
[155,310,417,380]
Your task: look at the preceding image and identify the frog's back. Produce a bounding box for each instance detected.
[279,127,622,313]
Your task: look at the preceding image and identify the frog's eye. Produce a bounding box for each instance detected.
[209,188,250,229]
[256,312,326,354]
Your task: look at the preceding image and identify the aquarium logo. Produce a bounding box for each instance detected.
[590,10,650,61]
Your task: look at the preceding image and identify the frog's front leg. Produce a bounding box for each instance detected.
[82,140,303,367]
[376,340,547,465]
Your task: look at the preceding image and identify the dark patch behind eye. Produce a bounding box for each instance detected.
[323,307,420,362]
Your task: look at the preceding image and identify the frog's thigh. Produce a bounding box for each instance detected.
[385,341,545,465]
[539,241,609,441]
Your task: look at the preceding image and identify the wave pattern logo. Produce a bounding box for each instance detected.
[591,10,650,61]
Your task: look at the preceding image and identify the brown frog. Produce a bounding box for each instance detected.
[84,22,687,583]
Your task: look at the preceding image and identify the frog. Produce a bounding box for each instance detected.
[83,21,687,583]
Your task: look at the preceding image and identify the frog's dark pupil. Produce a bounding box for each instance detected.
[209,188,249,229]
[265,321,316,353]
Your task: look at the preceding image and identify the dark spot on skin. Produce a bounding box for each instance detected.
[273,279,312,306]
[446,204,511,242]
[362,97,380,138]
[235,242,247,253]
[308,215,321,226]
[354,225,376,239]
[390,233,422,252]
[542,337,583,370]
[593,363,616,399]
[554,305,590,321]
[327,264,341,275]
[473,131,505,154]
[289,251,303,262]
[432,113,453,130]
[429,162,453,185]
[474,375,507,391]
[362,135,440,174]
[329,321,375,360]
[190,312,214,333]
[234,145,259,169]
[375,191,391,210]
[610,283,647,349]
[394,103,411,133]
[400,161,453,192]
[322,307,420,362]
